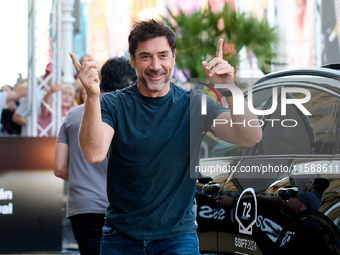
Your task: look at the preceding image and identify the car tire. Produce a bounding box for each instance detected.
[274,210,340,255]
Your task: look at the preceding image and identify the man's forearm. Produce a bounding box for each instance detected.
[227,97,262,146]
[79,96,106,163]
[70,52,112,163]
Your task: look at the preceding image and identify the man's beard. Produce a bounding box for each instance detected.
[138,67,174,93]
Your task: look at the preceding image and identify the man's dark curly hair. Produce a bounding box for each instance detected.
[100,57,137,92]
[128,19,176,59]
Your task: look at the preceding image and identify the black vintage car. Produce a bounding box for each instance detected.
[195,65,340,254]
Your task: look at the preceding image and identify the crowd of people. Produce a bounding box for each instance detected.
[0,63,91,136]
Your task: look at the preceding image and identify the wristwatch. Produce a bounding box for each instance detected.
[221,81,239,97]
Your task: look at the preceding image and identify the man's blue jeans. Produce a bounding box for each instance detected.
[100,223,200,255]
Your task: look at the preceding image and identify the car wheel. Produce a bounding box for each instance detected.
[274,210,340,255]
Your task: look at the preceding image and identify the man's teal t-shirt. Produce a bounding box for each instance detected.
[100,83,226,240]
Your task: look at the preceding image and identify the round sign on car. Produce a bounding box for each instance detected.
[235,187,258,235]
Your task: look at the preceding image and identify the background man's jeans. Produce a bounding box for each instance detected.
[100,223,200,255]
[69,213,106,255]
